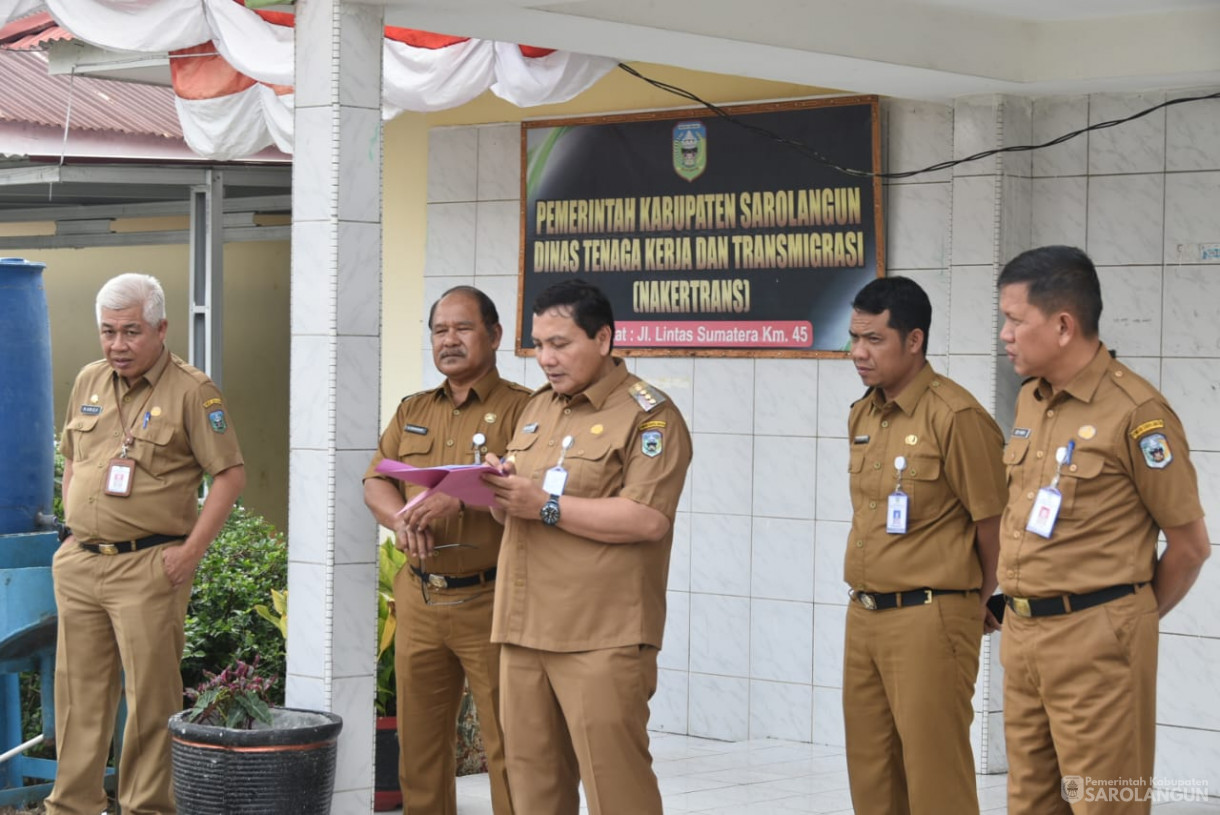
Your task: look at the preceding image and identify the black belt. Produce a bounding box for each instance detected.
[852,588,969,611]
[78,533,183,556]
[1005,583,1143,618]
[410,563,496,590]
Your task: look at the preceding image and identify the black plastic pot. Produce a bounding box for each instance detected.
[169,707,343,815]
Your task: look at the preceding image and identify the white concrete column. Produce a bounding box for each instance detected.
[286,0,384,811]
[946,93,1033,775]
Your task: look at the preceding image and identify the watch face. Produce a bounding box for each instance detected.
[540,497,560,526]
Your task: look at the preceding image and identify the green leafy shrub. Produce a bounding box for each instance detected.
[377,536,406,716]
[182,506,288,704]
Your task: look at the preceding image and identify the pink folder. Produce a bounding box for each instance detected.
[374,460,504,514]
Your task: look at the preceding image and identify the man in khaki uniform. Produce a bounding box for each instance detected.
[483,280,692,815]
[843,276,1006,815]
[997,246,1209,814]
[364,286,529,815]
[49,273,246,815]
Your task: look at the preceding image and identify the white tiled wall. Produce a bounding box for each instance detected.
[423,87,1220,785]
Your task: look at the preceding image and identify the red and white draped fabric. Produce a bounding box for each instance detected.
[8,0,617,159]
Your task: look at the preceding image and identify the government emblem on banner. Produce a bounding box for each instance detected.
[672,121,707,182]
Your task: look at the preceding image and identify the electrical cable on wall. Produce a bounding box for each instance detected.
[617,63,1220,181]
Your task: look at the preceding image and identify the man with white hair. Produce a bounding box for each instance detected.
[48,273,246,815]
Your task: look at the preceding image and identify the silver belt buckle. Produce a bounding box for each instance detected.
[98,543,119,556]
[428,574,448,590]
[859,592,877,610]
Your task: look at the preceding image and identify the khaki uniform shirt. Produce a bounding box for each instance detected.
[999,344,1203,598]
[491,360,692,652]
[60,349,244,543]
[364,369,531,575]
[846,363,1006,593]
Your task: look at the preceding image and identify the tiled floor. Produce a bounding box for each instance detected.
[418,733,1220,814]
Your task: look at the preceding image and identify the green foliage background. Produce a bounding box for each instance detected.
[182,505,288,703]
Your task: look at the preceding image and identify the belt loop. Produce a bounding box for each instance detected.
[1062,595,1072,614]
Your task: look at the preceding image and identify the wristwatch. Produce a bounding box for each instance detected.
[540,494,561,526]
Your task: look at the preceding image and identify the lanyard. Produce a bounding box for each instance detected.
[112,374,159,458]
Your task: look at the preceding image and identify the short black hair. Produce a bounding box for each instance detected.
[532,279,615,350]
[851,276,931,354]
[428,285,500,337]
[997,246,1102,338]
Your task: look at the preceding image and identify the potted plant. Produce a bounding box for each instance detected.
[168,658,343,815]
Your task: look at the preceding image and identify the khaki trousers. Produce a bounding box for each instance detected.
[393,568,513,815]
[45,541,191,815]
[1002,584,1158,815]
[843,591,982,815]
[499,643,661,815]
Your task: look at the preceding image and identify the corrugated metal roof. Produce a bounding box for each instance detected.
[0,12,71,51]
[0,49,182,139]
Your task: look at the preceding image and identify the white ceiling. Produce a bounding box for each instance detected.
[375,0,1220,99]
[918,0,1217,21]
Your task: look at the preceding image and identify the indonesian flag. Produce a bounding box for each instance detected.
[29,0,617,159]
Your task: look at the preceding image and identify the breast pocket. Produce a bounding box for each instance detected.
[65,414,104,462]
[904,454,949,521]
[563,438,620,498]
[396,432,435,463]
[1056,451,1105,518]
[848,450,865,474]
[128,422,176,479]
[504,431,540,478]
[1003,437,1030,485]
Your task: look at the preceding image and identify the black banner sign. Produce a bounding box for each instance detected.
[517,96,884,357]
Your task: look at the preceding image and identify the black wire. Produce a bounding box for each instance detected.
[617,62,1220,181]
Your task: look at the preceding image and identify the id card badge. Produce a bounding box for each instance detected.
[886,491,909,534]
[542,466,568,496]
[105,458,134,497]
[1025,487,1061,538]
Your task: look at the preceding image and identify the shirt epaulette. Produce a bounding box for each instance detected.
[504,381,534,396]
[171,354,210,385]
[629,380,667,412]
[925,376,977,413]
[1108,362,1159,406]
[399,389,432,404]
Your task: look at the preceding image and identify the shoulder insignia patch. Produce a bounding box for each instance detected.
[641,429,663,457]
[203,397,223,409]
[639,420,666,431]
[629,381,667,412]
[80,404,102,415]
[404,424,428,435]
[208,410,228,433]
[1129,419,1165,440]
[1138,433,1172,469]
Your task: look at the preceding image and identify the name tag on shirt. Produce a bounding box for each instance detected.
[886,491,909,534]
[1025,487,1061,538]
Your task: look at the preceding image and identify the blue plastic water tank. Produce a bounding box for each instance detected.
[0,258,53,534]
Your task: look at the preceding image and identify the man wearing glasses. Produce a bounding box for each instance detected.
[364,286,531,815]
